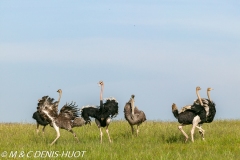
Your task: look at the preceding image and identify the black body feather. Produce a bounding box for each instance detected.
[173,103,207,124]
[175,111,196,124]
[206,101,216,123]
[81,99,119,127]
[32,111,49,126]
[193,98,216,123]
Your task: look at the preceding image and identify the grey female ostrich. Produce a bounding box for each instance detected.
[38,96,85,145]
[124,95,146,136]
[172,86,216,142]
[32,89,62,133]
[81,81,118,143]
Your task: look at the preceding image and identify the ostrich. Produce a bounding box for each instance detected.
[81,81,118,143]
[124,95,146,136]
[172,86,216,142]
[32,89,62,133]
[38,96,85,145]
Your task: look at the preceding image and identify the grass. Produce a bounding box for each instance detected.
[1,120,240,160]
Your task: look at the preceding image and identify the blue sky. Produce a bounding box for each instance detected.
[0,1,240,122]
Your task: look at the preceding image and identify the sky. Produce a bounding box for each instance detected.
[0,1,240,123]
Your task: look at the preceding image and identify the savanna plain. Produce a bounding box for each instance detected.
[0,120,240,160]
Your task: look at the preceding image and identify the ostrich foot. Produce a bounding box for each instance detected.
[198,130,205,140]
[198,130,205,134]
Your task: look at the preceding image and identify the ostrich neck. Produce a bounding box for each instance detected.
[100,85,104,101]
[207,90,212,102]
[58,92,62,105]
[196,89,203,106]
[131,98,135,115]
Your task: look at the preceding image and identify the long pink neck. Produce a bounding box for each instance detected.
[100,84,104,101]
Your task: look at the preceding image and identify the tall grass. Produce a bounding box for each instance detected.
[0,120,240,160]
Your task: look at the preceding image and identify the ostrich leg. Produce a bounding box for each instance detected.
[99,128,103,143]
[95,119,103,143]
[69,129,79,142]
[196,125,205,140]
[131,125,134,135]
[178,125,189,142]
[36,123,40,134]
[191,116,201,142]
[42,125,46,134]
[106,127,112,143]
[136,125,139,136]
[105,118,112,142]
[50,125,60,146]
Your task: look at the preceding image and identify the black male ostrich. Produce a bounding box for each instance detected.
[38,96,85,145]
[124,95,146,136]
[172,86,216,142]
[81,81,118,143]
[32,89,62,133]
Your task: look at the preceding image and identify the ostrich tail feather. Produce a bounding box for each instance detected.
[72,117,86,128]
[172,103,179,119]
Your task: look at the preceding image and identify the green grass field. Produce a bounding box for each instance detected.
[0,120,240,160]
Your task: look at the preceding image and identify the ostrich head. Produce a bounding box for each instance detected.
[98,81,104,86]
[207,88,213,91]
[207,87,214,102]
[57,89,62,94]
[128,95,135,102]
[131,95,135,99]
[196,86,201,91]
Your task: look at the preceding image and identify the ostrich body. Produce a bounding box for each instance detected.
[38,96,85,145]
[81,81,118,143]
[124,95,146,136]
[172,86,216,142]
[32,89,62,133]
